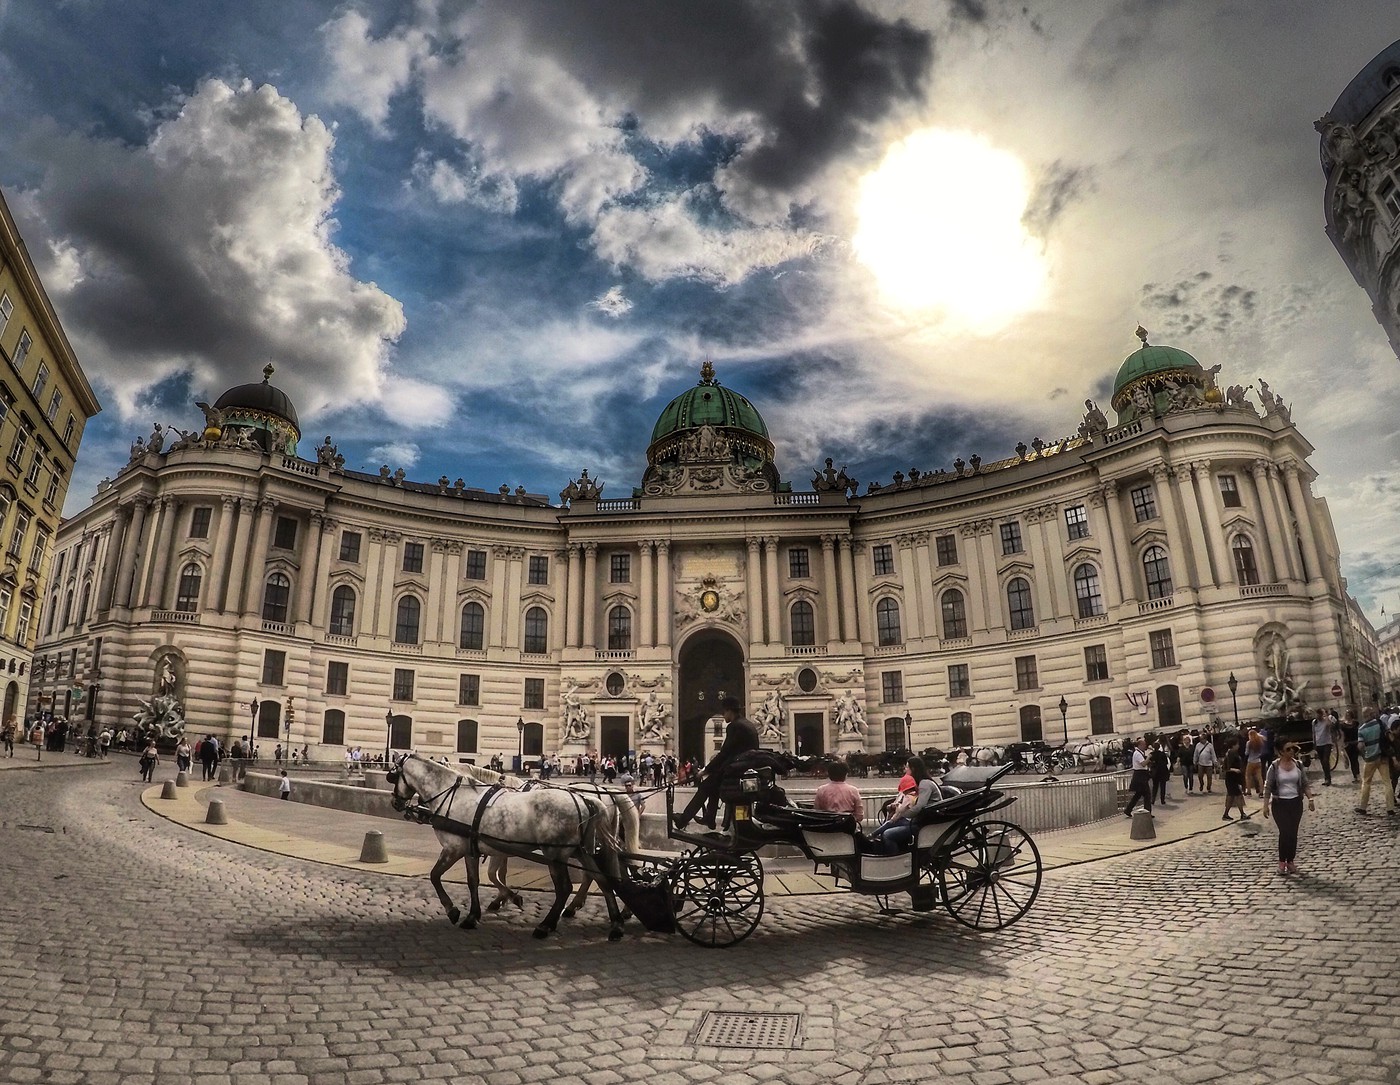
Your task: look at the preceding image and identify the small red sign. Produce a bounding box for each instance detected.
[1200,687,1215,703]
[1331,683,1344,698]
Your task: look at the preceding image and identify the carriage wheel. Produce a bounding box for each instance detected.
[668,850,764,948]
[938,820,1042,931]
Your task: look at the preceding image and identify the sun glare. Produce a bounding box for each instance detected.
[853,128,1046,329]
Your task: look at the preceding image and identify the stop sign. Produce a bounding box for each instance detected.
[1331,683,1344,698]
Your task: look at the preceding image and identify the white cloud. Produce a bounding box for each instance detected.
[413,155,519,215]
[589,286,632,318]
[369,440,421,468]
[319,10,424,131]
[16,77,412,422]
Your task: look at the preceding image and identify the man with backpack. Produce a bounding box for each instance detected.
[1354,705,1395,817]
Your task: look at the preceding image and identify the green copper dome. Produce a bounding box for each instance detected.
[650,361,769,444]
[1113,343,1202,397]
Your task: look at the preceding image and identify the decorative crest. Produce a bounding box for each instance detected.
[262,363,275,383]
[698,359,716,385]
[1135,325,1149,347]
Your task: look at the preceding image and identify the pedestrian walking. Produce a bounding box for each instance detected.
[1221,746,1251,821]
[1194,732,1218,792]
[98,727,111,759]
[1263,743,1315,875]
[1245,728,1265,797]
[1150,739,1172,806]
[1124,738,1153,817]
[139,740,159,782]
[29,721,44,760]
[279,770,292,800]
[1175,731,1195,794]
[1354,706,1396,817]
[1340,711,1361,783]
[1,717,14,758]
[175,737,192,774]
[1312,709,1334,787]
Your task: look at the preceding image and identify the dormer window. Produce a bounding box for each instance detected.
[1378,175,1400,221]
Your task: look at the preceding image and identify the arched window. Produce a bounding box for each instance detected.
[790,600,815,646]
[262,573,291,622]
[42,597,56,638]
[941,589,967,639]
[394,595,421,644]
[456,719,479,754]
[328,585,356,636]
[1007,577,1035,630]
[1232,535,1259,586]
[61,590,73,629]
[77,582,91,625]
[608,606,632,650]
[883,717,906,752]
[1019,704,1043,743]
[1073,564,1104,618]
[257,698,282,739]
[388,713,412,750]
[875,598,902,646]
[1089,695,1114,735]
[1156,684,1182,730]
[951,712,974,748]
[523,606,548,654]
[321,709,345,746]
[175,563,202,613]
[1142,546,1173,599]
[460,602,485,650]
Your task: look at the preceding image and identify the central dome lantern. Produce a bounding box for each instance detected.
[640,361,783,496]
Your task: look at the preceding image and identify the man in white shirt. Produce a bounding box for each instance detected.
[1123,737,1152,817]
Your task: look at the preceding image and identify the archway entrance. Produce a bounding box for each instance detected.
[677,630,745,764]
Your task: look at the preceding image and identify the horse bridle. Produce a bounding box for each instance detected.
[386,755,464,818]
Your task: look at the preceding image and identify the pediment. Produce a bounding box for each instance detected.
[782,584,818,602]
[328,568,366,590]
[930,570,969,591]
[457,585,491,603]
[394,573,429,595]
[521,587,555,605]
[264,555,300,575]
[1062,544,1102,566]
[997,559,1035,578]
[601,586,635,606]
[177,541,212,564]
[1220,513,1257,536]
[1130,526,1168,548]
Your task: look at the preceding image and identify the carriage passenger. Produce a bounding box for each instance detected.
[813,762,864,820]
[871,756,942,854]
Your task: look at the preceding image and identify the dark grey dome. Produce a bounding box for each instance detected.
[214,368,299,429]
[1329,39,1400,126]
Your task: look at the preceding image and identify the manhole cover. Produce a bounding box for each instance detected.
[696,1012,801,1049]
[17,824,55,833]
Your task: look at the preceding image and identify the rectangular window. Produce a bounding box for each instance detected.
[12,330,31,369]
[0,399,8,428]
[872,544,894,576]
[1084,644,1110,682]
[788,547,811,578]
[881,670,904,704]
[402,540,425,573]
[0,294,10,338]
[1000,521,1023,555]
[62,415,75,448]
[30,525,49,570]
[1149,629,1176,670]
[0,587,11,634]
[465,549,487,580]
[610,552,631,583]
[9,427,28,467]
[459,673,480,706]
[25,449,43,487]
[392,668,415,701]
[1130,484,1157,522]
[1219,474,1242,508]
[189,507,212,538]
[273,516,298,550]
[947,664,971,698]
[9,510,29,558]
[524,677,545,710]
[527,555,549,585]
[261,649,286,687]
[1064,504,1089,540]
[339,530,361,562]
[935,534,958,566]
[31,362,49,399]
[17,599,32,643]
[951,712,974,748]
[325,661,349,696]
[46,389,61,421]
[44,470,61,509]
[1014,655,1039,691]
[1380,175,1400,220]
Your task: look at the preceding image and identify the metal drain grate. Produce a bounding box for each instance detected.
[696,1011,801,1049]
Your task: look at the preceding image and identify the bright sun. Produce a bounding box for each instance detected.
[853,128,1047,329]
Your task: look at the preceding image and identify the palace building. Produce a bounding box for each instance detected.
[0,188,102,723]
[35,343,1367,764]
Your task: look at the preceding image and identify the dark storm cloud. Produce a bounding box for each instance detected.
[1139,271,1260,336]
[1022,160,1096,237]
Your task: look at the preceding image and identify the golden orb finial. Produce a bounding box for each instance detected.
[699,359,716,384]
[262,363,276,383]
[1134,325,1150,347]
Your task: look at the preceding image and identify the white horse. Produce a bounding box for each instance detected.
[453,763,642,919]
[970,745,1004,766]
[387,754,627,940]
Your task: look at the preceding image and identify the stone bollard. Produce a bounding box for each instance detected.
[160,779,178,800]
[205,798,228,825]
[1129,808,1156,840]
[358,830,389,863]
[217,765,230,785]
[175,770,190,788]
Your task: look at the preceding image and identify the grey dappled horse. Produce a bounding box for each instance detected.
[387,754,626,940]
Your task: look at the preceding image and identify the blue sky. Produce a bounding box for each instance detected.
[2,1,1399,617]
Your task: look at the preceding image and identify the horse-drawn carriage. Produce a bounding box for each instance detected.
[386,754,1042,948]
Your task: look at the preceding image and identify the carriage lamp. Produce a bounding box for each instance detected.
[740,768,760,793]
[1058,696,1069,745]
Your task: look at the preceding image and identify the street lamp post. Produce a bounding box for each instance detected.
[385,708,394,764]
[1058,696,1069,745]
[516,716,525,774]
[903,710,912,752]
[247,697,258,753]
[1227,673,1239,730]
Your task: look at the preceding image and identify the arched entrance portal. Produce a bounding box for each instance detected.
[677,630,745,764]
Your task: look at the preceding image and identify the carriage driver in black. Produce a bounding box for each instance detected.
[672,696,760,831]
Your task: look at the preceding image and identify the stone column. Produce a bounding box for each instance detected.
[143,498,178,608]
[1282,462,1324,585]
[1100,483,1137,604]
[638,540,655,648]
[223,498,255,616]
[837,535,858,644]
[504,548,524,648]
[1194,462,1231,588]
[1039,508,1068,616]
[550,548,568,650]
[655,541,672,649]
[1024,510,1056,624]
[202,497,228,611]
[241,499,276,615]
[363,529,385,633]
[307,516,335,626]
[975,523,999,627]
[490,545,510,648]
[115,496,151,608]
[425,539,447,642]
[745,537,764,644]
[820,535,840,645]
[1150,465,1191,593]
[852,541,871,644]
[894,534,922,640]
[1267,465,1302,581]
[1174,464,1217,589]
[1086,492,1122,608]
[958,521,990,631]
[98,507,131,612]
[443,543,464,643]
[1251,461,1291,583]
[581,543,598,649]
[565,543,582,648]
[375,530,400,635]
[762,535,781,645]
[912,531,934,638]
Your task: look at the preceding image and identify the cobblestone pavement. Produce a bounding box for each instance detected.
[2,764,1398,1085]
